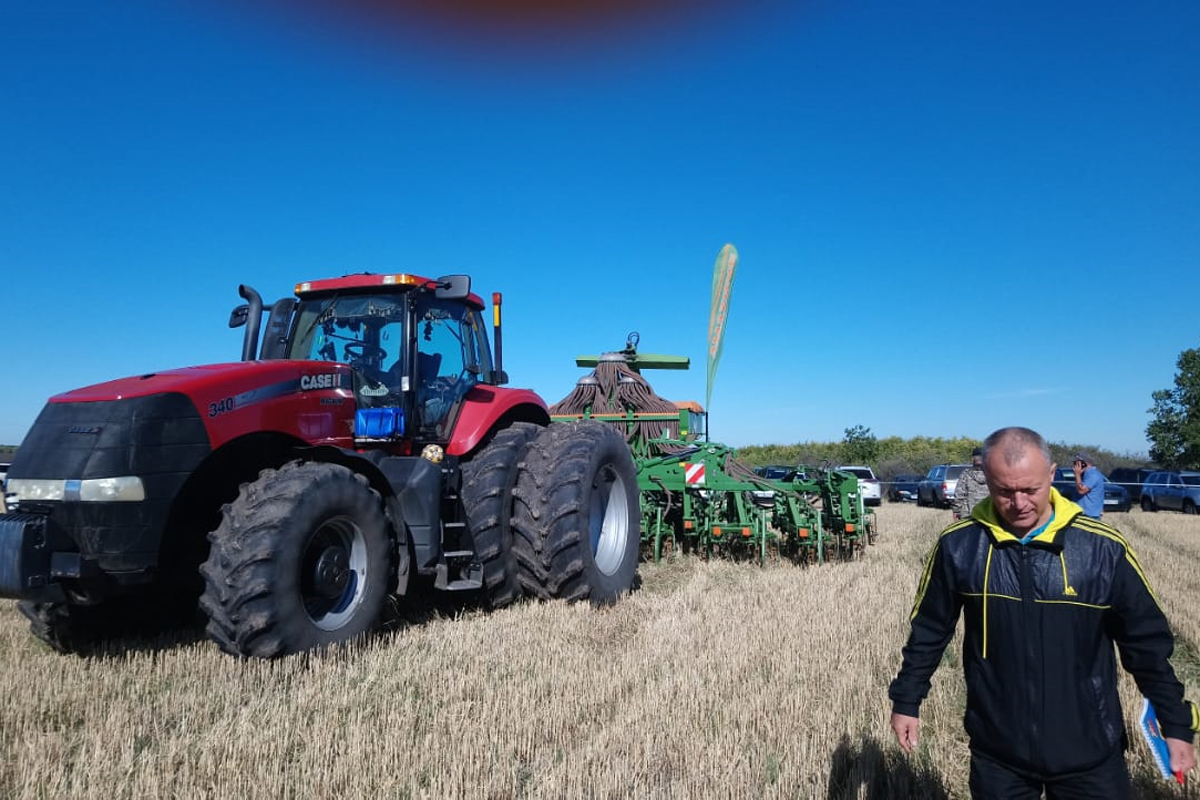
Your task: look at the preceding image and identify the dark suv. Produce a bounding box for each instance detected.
[1107,467,1155,504]
[887,474,922,503]
[1141,470,1200,514]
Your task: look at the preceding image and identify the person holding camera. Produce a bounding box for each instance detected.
[1073,451,1104,519]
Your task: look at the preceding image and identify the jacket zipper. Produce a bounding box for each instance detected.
[1019,546,1041,767]
[982,544,994,659]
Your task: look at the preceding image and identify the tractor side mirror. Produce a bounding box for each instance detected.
[434,275,470,300]
[229,305,249,328]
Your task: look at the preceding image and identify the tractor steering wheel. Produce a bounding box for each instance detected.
[343,342,387,364]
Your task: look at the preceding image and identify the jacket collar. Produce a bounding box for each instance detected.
[972,488,1083,550]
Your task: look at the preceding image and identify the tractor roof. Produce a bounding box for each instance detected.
[294,272,485,309]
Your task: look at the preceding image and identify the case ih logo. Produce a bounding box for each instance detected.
[300,373,341,391]
[683,462,705,485]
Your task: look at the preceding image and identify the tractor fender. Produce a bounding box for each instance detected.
[447,386,549,457]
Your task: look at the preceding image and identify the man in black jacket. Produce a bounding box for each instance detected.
[889,426,1197,799]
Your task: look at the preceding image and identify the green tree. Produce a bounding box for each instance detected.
[1146,343,1200,469]
[841,425,879,465]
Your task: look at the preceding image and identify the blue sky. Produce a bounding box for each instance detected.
[2,1,1197,456]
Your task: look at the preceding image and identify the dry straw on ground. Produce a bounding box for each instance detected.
[1,504,1197,799]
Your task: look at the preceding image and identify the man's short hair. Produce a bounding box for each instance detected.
[982,427,1051,468]
[1072,452,1094,466]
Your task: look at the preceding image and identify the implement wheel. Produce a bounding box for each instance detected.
[512,421,640,603]
[200,461,390,658]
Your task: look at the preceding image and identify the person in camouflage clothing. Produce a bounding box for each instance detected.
[953,447,989,520]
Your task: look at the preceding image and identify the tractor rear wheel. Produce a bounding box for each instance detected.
[460,422,542,609]
[512,421,640,603]
[200,461,390,658]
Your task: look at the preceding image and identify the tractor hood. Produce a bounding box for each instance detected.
[50,361,335,403]
[41,359,360,451]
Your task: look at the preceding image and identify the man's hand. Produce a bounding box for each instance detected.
[1167,737,1196,779]
[891,712,920,755]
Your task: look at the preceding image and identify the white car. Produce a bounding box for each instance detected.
[837,465,882,507]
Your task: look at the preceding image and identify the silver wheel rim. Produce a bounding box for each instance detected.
[302,516,369,631]
[590,466,630,576]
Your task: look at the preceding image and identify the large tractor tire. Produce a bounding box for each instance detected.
[512,421,640,603]
[19,601,91,653]
[18,591,198,655]
[199,461,391,658]
[459,422,543,609]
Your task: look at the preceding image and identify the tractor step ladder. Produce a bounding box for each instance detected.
[434,549,483,591]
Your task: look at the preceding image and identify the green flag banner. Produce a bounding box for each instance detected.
[706,243,738,411]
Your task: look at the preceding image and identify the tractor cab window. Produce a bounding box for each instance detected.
[290,294,406,394]
[414,296,483,431]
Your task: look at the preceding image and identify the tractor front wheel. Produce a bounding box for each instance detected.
[19,592,197,655]
[200,461,391,658]
[513,421,640,604]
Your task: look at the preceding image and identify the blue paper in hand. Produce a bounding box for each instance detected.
[1139,697,1180,784]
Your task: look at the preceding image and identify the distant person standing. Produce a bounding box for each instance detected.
[1073,451,1104,519]
[953,447,989,520]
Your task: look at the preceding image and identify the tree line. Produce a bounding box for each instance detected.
[736,426,1154,482]
[740,336,1200,478]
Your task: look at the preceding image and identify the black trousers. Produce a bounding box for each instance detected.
[969,747,1131,800]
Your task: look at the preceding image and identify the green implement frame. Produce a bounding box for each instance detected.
[549,336,876,565]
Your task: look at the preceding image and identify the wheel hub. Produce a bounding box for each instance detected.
[312,546,351,598]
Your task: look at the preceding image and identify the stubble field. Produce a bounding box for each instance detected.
[1,504,1197,799]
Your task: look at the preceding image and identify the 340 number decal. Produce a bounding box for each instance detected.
[208,397,236,417]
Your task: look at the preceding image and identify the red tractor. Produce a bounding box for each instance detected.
[0,272,640,658]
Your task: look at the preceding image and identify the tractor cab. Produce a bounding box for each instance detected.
[234,273,500,443]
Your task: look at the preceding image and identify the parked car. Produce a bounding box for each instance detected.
[1107,467,1156,504]
[754,465,794,481]
[1140,470,1200,514]
[917,464,969,508]
[1051,467,1131,513]
[887,474,922,503]
[836,465,882,506]
[750,465,797,507]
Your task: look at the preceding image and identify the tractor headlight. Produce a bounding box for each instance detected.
[8,476,146,503]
